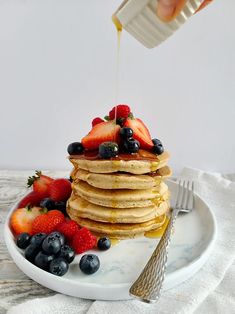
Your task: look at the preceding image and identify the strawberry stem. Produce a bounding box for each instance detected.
[104,115,110,121]
[116,118,125,126]
[27,170,42,187]
[25,204,33,211]
[39,207,48,214]
[128,112,134,119]
[35,170,42,177]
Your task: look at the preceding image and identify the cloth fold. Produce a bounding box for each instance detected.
[7,168,235,314]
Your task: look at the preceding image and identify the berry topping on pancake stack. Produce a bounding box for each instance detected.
[67,105,171,239]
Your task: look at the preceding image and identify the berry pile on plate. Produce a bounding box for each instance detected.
[67,104,164,158]
[10,171,111,276]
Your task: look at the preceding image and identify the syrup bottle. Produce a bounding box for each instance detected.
[112,0,212,49]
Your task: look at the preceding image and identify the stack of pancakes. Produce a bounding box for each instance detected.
[67,150,171,239]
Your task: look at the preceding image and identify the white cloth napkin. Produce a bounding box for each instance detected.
[7,168,235,314]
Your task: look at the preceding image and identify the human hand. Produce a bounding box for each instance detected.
[157,0,213,22]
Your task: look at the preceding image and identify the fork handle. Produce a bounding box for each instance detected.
[129,207,179,303]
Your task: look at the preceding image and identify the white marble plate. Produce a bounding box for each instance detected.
[4,180,217,301]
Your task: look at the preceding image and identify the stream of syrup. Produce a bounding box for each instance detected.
[112,15,123,122]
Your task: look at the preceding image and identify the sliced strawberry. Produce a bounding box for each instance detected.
[124,118,153,150]
[27,171,54,196]
[82,121,121,150]
[10,206,43,235]
[18,191,45,208]
[92,117,104,127]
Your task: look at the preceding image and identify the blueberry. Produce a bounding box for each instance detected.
[25,244,40,263]
[99,142,119,159]
[152,138,162,146]
[30,233,47,248]
[57,245,75,264]
[79,254,100,275]
[67,142,84,155]
[97,237,111,251]
[152,138,164,155]
[123,138,140,153]
[40,198,55,210]
[34,251,54,270]
[120,127,133,139]
[49,257,69,276]
[54,201,66,212]
[42,235,61,255]
[47,232,65,246]
[152,145,164,154]
[16,233,31,249]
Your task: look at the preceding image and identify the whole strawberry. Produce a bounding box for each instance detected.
[32,210,65,235]
[27,171,54,196]
[109,104,131,120]
[49,179,72,202]
[56,220,80,242]
[72,228,97,254]
[10,206,43,235]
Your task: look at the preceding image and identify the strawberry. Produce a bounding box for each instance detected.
[109,104,131,120]
[18,191,45,208]
[49,179,72,202]
[92,117,104,127]
[124,118,153,150]
[31,210,65,235]
[82,121,121,150]
[10,206,43,235]
[27,171,54,196]
[56,220,80,242]
[71,228,97,254]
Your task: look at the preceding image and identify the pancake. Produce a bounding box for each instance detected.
[72,180,169,208]
[69,150,170,174]
[67,193,169,223]
[67,208,167,239]
[71,166,172,190]
[156,166,172,178]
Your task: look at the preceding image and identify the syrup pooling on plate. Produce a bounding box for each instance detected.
[145,215,170,238]
[110,238,120,246]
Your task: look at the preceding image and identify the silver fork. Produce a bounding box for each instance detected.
[129,179,194,303]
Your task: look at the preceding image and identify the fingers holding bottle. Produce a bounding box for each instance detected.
[157,0,213,22]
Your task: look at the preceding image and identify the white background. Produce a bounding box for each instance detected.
[0,0,234,174]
